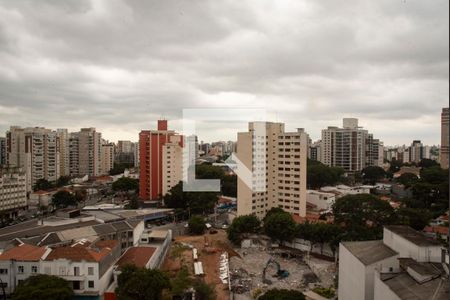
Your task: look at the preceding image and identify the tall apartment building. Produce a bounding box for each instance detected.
[236,122,307,219]
[115,140,135,165]
[101,142,115,175]
[0,137,6,167]
[162,135,183,196]
[441,107,449,169]
[309,140,321,161]
[56,129,70,176]
[139,120,183,201]
[320,118,382,172]
[6,127,60,192]
[68,128,102,177]
[0,168,27,219]
[133,142,140,168]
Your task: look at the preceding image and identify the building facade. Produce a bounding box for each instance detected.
[101,142,115,175]
[139,120,183,201]
[237,122,308,219]
[0,137,6,167]
[0,168,27,219]
[6,127,60,192]
[161,135,183,197]
[441,107,449,169]
[320,118,382,172]
[56,129,70,177]
[69,128,102,177]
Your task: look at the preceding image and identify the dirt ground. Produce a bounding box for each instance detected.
[162,230,236,300]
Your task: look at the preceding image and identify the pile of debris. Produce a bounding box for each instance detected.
[230,268,253,294]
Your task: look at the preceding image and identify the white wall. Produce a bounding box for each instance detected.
[383,228,442,262]
[338,243,367,300]
[374,271,400,300]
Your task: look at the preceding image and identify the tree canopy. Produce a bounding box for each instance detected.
[263,209,297,243]
[116,265,170,300]
[332,194,396,240]
[12,274,73,300]
[33,178,53,191]
[259,289,306,300]
[163,182,218,215]
[188,215,206,235]
[361,166,386,185]
[396,172,419,187]
[307,159,344,189]
[227,215,261,245]
[112,177,139,192]
[51,190,79,208]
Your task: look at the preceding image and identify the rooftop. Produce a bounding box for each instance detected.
[385,225,440,247]
[45,239,118,262]
[341,240,397,266]
[0,243,47,261]
[380,270,448,299]
[116,247,156,270]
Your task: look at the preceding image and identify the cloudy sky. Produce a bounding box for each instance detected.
[0,0,448,145]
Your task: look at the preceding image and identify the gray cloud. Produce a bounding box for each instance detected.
[0,0,448,145]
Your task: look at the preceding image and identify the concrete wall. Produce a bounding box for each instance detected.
[374,272,400,300]
[383,228,442,262]
[338,243,367,300]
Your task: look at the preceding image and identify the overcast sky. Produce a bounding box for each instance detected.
[0,0,448,145]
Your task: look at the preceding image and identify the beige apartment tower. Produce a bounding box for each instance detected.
[441,108,449,169]
[162,135,183,196]
[6,126,60,192]
[236,122,307,219]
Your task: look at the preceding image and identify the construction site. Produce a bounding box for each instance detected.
[162,229,336,300]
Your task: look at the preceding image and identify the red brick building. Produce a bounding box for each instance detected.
[139,120,182,201]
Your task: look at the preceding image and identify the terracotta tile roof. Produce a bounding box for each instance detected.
[116,247,156,270]
[45,240,119,262]
[33,190,52,195]
[0,243,47,261]
[292,213,326,224]
[424,226,449,235]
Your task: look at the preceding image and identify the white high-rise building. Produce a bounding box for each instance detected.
[320,118,382,172]
[6,127,60,192]
[236,122,308,219]
[0,168,27,218]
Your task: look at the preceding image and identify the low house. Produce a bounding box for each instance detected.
[0,242,50,295]
[42,239,120,297]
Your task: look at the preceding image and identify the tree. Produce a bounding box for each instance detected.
[52,191,78,208]
[259,289,306,300]
[263,210,297,243]
[221,174,237,197]
[112,177,139,192]
[33,178,53,191]
[193,280,216,300]
[227,215,261,245]
[310,223,342,255]
[171,265,191,296]
[12,274,73,300]
[125,195,140,209]
[188,216,206,235]
[418,158,439,169]
[110,162,133,175]
[164,182,218,215]
[397,172,419,187]
[307,159,344,189]
[396,207,433,230]
[56,176,71,187]
[332,194,396,240]
[361,166,386,185]
[116,265,170,300]
[388,158,403,173]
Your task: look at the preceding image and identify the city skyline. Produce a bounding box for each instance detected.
[0,1,448,145]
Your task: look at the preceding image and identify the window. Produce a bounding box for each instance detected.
[0,283,7,288]
[31,266,38,273]
[74,267,80,276]
[88,267,94,276]
[88,281,95,288]
[0,269,7,275]
[17,266,24,274]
